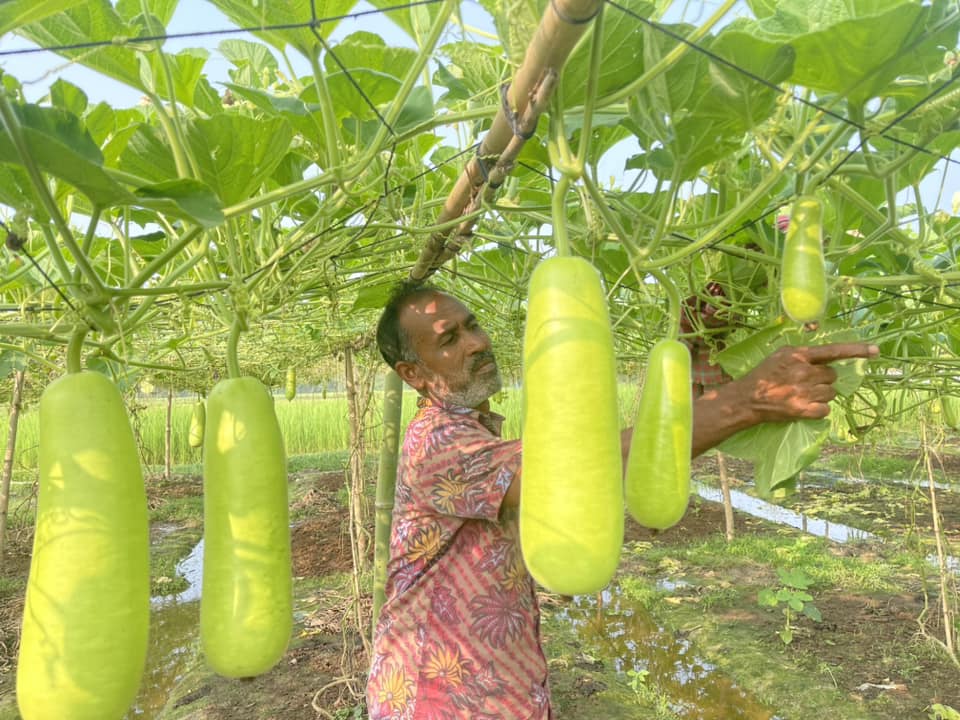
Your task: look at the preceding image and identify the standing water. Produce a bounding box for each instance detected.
[558,585,783,720]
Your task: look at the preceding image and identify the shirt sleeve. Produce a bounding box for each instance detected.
[409,416,521,522]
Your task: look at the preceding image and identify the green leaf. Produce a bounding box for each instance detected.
[716,320,867,397]
[777,567,814,589]
[757,588,778,606]
[433,62,472,104]
[0,103,135,208]
[788,597,804,612]
[751,0,959,105]
[561,0,654,105]
[49,78,89,117]
[18,0,152,91]
[0,0,88,36]
[720,418,829,496]
[220,38,280,79]
[366,0,446,43]
[327,68,403,121]
[116,0,177,25]
[133,178,224,228]
[0,351,28,377]
[184,115,294,206]
[325,32,417,81]
[802,604,823,622]
[393,86,435,135]
[352,282,395,311]
[142,48,210,105]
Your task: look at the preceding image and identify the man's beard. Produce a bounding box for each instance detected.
[441,352,503,408]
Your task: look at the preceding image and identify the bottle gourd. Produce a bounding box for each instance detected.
[625,339,693,530]
[780,196,827,324]
[520,256,623,595]
[201,376,292,677]
[17,372,150,720]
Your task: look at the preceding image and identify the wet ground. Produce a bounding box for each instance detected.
[1,445,958,719]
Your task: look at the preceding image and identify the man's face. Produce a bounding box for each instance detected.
[395,292,503,409]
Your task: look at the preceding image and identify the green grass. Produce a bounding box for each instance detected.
[10,382,644,476]
[626,532,906,595]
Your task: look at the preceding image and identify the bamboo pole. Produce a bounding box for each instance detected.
[409,0,603,280]
[372,370,404,638]
[164,386,173,481]
[0,369,26,569]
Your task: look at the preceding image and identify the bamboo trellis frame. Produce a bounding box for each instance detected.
[408,0,603,281]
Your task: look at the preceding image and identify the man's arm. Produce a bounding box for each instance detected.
[615,341,879,469]
[689,342,879,456]
[512,341,879,506]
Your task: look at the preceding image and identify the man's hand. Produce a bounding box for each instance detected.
[737,342,880,423]
[691,341,879,457]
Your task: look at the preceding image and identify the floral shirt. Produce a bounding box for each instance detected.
[367,397,550,720]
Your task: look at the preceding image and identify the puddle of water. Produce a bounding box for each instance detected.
[558,585,783,720]
[128,601,200,718]
[127,530,206,719]
[695,483,876,544]
[695,481,960,576]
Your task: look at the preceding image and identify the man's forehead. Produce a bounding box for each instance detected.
[400,292,468,332]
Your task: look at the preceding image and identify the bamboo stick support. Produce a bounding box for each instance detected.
[409,0,602,280]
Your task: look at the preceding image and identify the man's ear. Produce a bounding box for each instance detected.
[395,360,426,392]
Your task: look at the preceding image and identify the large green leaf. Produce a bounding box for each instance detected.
[142,48,210,105]
[134,178,224,228]
[0,103,132,208]
[720,417,829,497]
[219,39,280,86]
[49,78,89,117]
[116,0,178,25]
[365,0,446,44]
[750,0,959,104]
[0,164,47,223]
[561,0,653,105]
[625,20,792,180]
[0,0,88,36]
[116,123,180,184]
[325,31,417,80]
[184,115,294,206]
[17,0,151,91]
[327,69,403,120]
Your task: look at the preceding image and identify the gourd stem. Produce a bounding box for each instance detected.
[552,174,572,257]
[226,314,246,379]
[66,328,87,374]
[648,267,681,341]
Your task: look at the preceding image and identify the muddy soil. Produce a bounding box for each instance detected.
[1,450,958,719]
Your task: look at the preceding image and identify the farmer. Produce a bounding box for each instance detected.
[366,281,878,719]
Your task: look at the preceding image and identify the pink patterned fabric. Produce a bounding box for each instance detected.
[367,397,550,720]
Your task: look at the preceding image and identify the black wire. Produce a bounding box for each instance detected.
[308,0,396,136]
[0,0,444,57]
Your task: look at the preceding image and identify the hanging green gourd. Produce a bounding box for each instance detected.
[943,394,960,430]
[519,173,623,596]
[624,336,693,530]
[201,316,292,678]
[780,195,827,324]
[188,399,206,448]
[285,365,297,401]
[17,333,150,720]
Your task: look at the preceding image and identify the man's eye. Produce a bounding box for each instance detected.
[440,333,455,345]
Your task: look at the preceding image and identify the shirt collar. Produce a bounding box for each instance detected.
[417,395,505,436]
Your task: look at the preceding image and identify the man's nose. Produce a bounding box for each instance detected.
[466,328,490,353]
